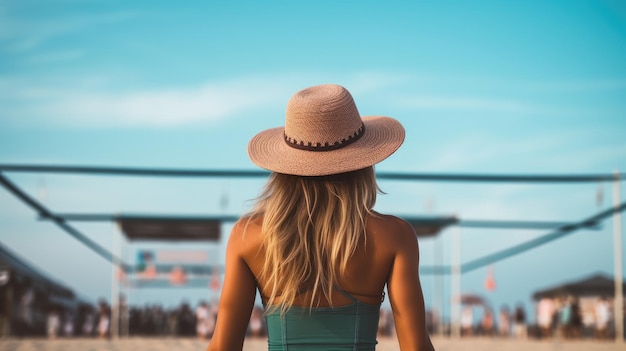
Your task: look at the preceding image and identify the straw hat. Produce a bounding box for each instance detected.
[247,84,405,176]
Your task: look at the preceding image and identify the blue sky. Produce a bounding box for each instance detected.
[1,0,625,320]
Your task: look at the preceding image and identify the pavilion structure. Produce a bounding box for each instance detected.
[0,164,623,341]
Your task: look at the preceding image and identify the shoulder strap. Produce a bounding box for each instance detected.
[334,286,359,303]
[335,286,386,303]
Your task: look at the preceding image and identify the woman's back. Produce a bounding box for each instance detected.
[239,212,408,308]
[215,212,431,350]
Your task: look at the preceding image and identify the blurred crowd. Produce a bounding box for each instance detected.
[447,296,620,340]
[10,294,622,341]
[532,295,615,340]
[43,298,219,339]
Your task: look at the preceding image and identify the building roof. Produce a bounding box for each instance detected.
[532,273,626,300]
[117,216,222,241]
[0,241,75,299]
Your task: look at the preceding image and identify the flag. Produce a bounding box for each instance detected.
[484,265,496,292]
[210,265,220,291]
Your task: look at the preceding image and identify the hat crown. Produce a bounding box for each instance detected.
[284,84,363,149]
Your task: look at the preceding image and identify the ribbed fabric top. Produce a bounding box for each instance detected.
[264,289,381,351]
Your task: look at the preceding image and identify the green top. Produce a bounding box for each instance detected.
[264,289,381,351]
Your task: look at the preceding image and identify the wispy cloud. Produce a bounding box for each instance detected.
[344,71,415,95]
[397,95,533,112]
[0,77,289,128]
[408,74,626,94]
[421,129,603,172]
[393,94,587,116]
[0,71,411,129]
[394,90,625,118]
[519,79,626,93]
[539,144,626,172]
[1,71,623,129]
[23,49,84,64]
[0,9,136,52]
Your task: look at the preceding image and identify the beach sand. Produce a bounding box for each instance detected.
[1,336,625,351]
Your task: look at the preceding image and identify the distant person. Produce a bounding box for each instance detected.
[116,294,129,337]
[206,84,434,351]
[63,310,75,337]
[18,287,35,335]
[46,306,61,339]
[428,308,440,336]
[512,303,527,339]
[594,296,611,339]
[167,309,178,336]
[196,301,211,339]
[378,308,393,337]
[537,297,555,338]
[177,302,195,336]
[153,305,168,335]
[498,305,510,337]
[461,307,474,336]
[82,310,95,336]
[425,309,436,335]
[97,299,110,339]
[558,296,572,338]
[480,308,495,336]
[582,302,596,337]
[569,297,583,338]
[247,306,265,337]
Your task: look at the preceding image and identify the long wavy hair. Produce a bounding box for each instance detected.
[248,166,381,315]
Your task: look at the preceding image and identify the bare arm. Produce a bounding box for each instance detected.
[206,222,257,351]
[387,219,435,351]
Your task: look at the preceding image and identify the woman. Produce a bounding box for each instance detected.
[207,84,434,351]
[97,299,110,339]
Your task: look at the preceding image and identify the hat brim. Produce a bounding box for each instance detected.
[248,116,405,176]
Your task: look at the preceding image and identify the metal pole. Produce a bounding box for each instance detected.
[435,234,444,336]
[110,224,120,339]
[126,239,132,337]
[614,171,623,343]
[451,225,462,338]
[118,223,129,338]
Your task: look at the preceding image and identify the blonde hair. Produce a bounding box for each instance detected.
[249,166,380,315]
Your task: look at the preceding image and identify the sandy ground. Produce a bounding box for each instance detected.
[1,336,626,351]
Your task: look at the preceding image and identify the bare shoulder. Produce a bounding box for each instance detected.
[228,215,266,283]
[369,212,417,244]
[369,212,416,240]
[228,215,263,256]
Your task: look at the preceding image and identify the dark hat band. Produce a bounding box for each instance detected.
[284,123,365,152]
